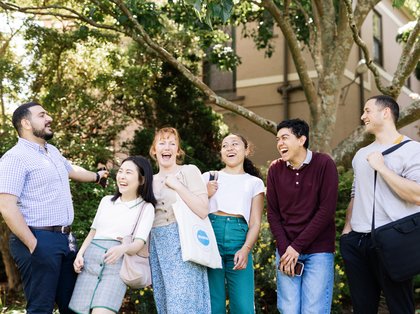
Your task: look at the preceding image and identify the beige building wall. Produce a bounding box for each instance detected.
[212,0,420,166]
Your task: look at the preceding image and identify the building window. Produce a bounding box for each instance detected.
[372,11,383,66]
[203,26,237,100]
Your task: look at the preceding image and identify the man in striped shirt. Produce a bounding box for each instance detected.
[0,102,107,314]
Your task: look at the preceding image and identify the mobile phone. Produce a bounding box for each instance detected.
[294,261,304,276]
[209,171,218,181]
[278,261,304,276]
[97,167,108,188]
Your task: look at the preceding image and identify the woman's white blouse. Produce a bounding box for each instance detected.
[91,195,155,242]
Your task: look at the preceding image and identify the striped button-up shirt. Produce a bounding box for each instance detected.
[0,137,74,226]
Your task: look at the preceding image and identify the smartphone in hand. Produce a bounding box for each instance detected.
[294,261,304,276]
[278,261,305,276]
[97,167,108,188]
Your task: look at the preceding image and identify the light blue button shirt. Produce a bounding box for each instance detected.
[0,137,74,226]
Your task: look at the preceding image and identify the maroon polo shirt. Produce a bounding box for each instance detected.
[266,152,338,256]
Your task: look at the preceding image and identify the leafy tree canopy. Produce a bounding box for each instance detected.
[0,0,419,158]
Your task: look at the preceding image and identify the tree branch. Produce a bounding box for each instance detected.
[0,12,25,56]
[110,0,277,134]
[309,0,323,74]
[342,0,390,93]
[352,0,380,27]
[0,1,123,33]
[390,18,420,97]
[261,0,318,116]
[318,0,336,64]
[293,0,323,75]
[0,0,277,134]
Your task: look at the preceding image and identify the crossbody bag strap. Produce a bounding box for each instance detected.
[132,201,151,256]
[131,201,147,238]
[370,140,411,245]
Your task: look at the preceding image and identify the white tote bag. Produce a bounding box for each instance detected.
[172,193,222,269]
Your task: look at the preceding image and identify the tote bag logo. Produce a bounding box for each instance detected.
[193,226,211,249]
[196,229,210,246]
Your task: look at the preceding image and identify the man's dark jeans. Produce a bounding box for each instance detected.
[9,229,77,314]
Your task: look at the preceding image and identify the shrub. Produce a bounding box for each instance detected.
[254,214,277,313]
[71,177,116,240]
[332,167,354,312]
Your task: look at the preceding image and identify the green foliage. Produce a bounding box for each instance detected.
[288,2,312,46]
[393,0,407,8]
[211,2,275,58]
[0,119,17,157]
[127,1,163,35]
[21,22,133,161]
[180,0,319,58]
[71,177,116,239]
[332,167,354,312]
[161,1,241,71]
[184,0,317,55]
[236,6,276,58]
[402,0,420,16]
[123,286,157,313]
[208,43,241,71]
[128,62,227,172]
[254,214,277,313]
[0,27,25,130]
[183,0,234,26]
[83,0,242,72]
[0,51,25,103]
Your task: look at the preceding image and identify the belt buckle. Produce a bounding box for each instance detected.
[61,226,67,234]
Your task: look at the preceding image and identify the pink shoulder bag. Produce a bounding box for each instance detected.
[119,201,152,289]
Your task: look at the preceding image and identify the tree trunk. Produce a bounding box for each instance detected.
[0,221,20,291]
[310,89,340,153]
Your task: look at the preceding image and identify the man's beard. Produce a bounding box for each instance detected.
[33,127,54,141]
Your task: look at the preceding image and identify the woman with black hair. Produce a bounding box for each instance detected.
[203,134,265,314]
[69,156,156,314]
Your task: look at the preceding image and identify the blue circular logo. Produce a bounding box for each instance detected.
[196,230,210,246]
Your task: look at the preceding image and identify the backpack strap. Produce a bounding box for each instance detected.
[371,139,411,233]
[381,139,411,156]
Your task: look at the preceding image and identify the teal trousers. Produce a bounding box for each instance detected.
[207,214,255,314]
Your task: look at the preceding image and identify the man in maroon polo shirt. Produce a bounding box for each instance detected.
[266,118,338,313]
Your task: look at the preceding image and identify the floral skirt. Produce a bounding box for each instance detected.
[150,222,211,314]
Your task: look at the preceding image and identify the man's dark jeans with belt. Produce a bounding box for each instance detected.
[9,227,77,314]
[340,230,414,314]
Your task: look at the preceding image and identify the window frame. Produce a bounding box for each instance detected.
[372,10,384,66]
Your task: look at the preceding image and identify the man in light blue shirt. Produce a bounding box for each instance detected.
[0,102,107,314]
